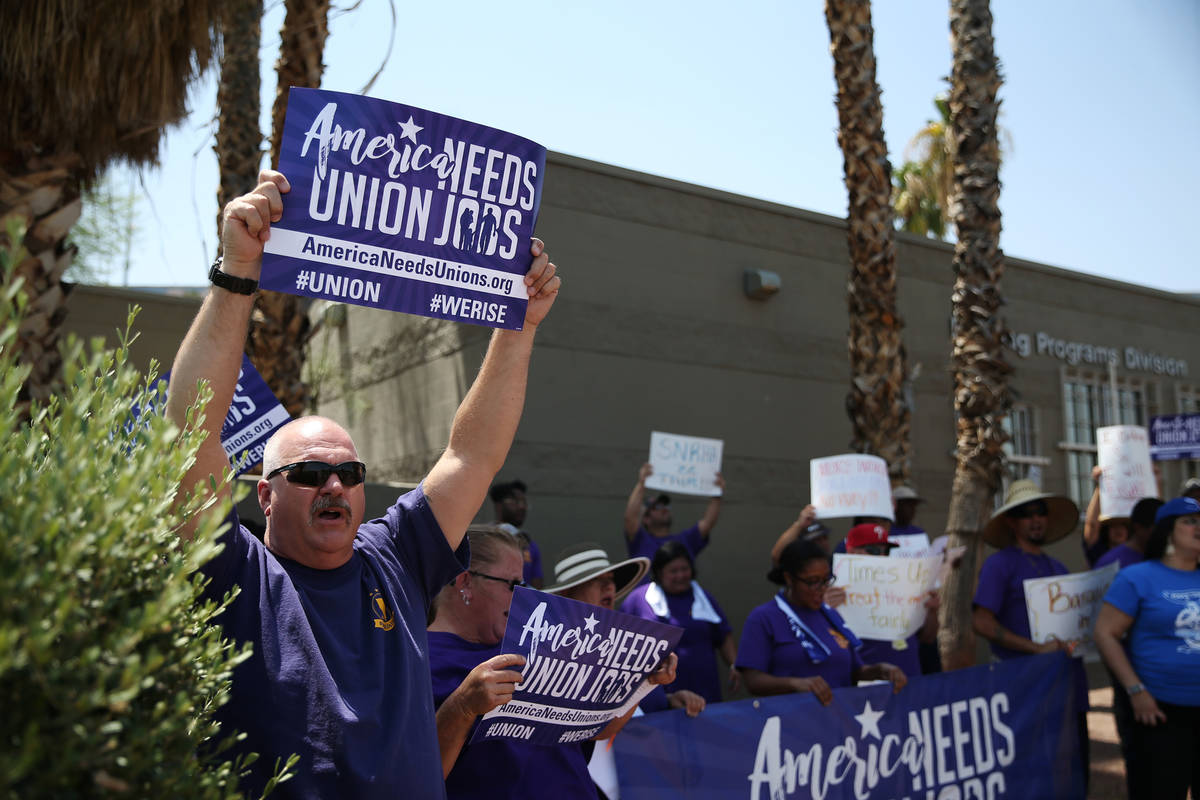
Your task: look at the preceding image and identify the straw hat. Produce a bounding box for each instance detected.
[544,543,649,603]
[983,480,1079,548]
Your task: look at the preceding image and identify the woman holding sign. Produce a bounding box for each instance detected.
[1095,497,1200,800]
[736,539,906,704]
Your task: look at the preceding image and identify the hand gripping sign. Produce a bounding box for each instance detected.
[261,88,546,330]
[473,587,683,746]
[1023,562,1120,660]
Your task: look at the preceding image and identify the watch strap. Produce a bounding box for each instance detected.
[1126,682,1145,695]
[208,255,258,295]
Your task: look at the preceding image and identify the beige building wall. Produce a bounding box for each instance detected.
[64,152,1200,666]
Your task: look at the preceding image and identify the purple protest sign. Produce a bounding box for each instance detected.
[472,587,683,747]
[261,88,545,330]
[218,355,290,474]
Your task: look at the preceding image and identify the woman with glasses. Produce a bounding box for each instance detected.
[1094,497,1200,799]
[735,539,907,705]
[427,525,534,798]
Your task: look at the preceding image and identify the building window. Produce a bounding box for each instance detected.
[1002,404,1050,492]
[1059,369,1159,507]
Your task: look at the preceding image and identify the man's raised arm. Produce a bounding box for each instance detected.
[423,239,560,551]
[166,171,290,538]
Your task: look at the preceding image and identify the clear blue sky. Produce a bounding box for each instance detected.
[107,0,1199,293]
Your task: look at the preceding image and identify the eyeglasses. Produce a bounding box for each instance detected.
[468,570,527,592]
[266,460,367,487]
[1009,501,1049,519]
[862,544,890,556]
[795,574,835,589]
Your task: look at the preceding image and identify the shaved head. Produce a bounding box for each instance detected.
[262,416,358,475]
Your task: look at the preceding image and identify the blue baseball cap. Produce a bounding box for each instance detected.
[1154,496,1200,525]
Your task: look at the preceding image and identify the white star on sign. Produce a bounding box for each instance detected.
[855,700,885,740]
[583,613,598,633]
[398,115,423,143]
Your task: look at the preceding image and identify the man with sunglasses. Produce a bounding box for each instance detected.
[165,170,561,799]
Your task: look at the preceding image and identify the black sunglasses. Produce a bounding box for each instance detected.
[1009,501,1049,519]
[266,460,367,487]
[468,570,527,592]
[862,544,891,556]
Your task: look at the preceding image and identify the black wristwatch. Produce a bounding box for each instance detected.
[208,255,258,295]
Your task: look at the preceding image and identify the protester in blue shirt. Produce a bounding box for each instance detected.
[1095,496,1200,800]
[167,170,562,799]
[622,463,724,572]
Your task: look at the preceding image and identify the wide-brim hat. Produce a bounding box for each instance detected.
[983,480,1079,548]
[545,543,649,603]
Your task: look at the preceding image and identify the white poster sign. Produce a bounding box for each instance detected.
[831,553,940,641]
[1097,425,1158,520]
[644,431,724,497]
[888,533,932,558]
[1023,562,1120,660]
[809,454,893,520]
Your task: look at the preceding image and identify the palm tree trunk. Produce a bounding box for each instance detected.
[825,0,912,485]
[245,0,329,417]
[215,0,264,236]
[937,0,1013,670]
[0,152,82,417]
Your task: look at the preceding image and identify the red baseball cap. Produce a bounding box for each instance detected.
[846,523,896,550]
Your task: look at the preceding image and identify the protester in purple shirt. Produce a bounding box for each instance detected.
[972,480,1091,787]
[622,462,724,574]
[489,478,543,588]
[620,542,739,703]
[1094,497,1162,571]
[737,539,906,706]
[428,526,594,800]
[166,171,563,799]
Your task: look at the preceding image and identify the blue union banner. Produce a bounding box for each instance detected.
[613,653,1084,800]
[261,88,546,330]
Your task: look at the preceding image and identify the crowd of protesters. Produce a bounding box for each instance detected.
[168,172,1197,799]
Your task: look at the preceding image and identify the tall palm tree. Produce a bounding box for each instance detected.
[937,0,1013,671]
[0,0,223,415]
[244,0,330,418]
[824,0,913,485]
[216,0,264,234]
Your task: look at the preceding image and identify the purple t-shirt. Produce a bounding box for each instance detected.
[626,523,708,569]
[736,598,864,689]
[620,582,732,703]
[1094,543,1143,570]
[201,486,468,800]
[427,632,598,800]
[973,546,1069,660]
[524,535,543,583]
[858,633,922,677]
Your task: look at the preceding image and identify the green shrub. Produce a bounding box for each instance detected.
[0,216,292,797]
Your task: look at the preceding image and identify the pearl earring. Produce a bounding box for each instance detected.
[460,588,470,606]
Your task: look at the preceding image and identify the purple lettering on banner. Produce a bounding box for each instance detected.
[218,355,291,474]
[261,88,546,331]
[471,587,683,746]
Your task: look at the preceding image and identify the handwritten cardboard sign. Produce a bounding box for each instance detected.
[810,454,893,520]
[831,553,940,640]
[261,88,546,330]
[1023,562,1120,660]
[474,587,683,746]
[644,431,724,497]
[1097,425,1157,520]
